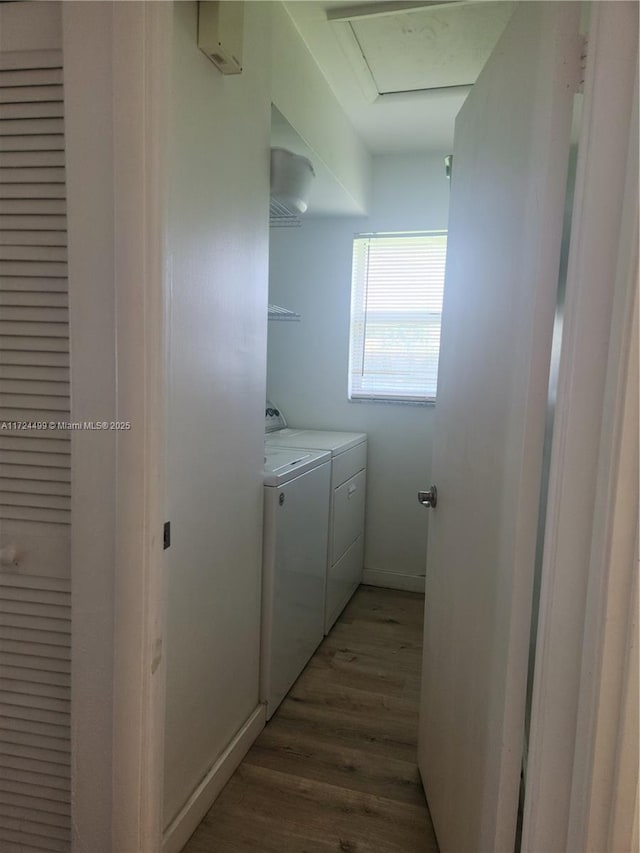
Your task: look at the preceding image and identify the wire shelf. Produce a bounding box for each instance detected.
[269,197,301,228]
[268,304,301,322]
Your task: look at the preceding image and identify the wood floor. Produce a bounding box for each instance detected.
[181,585,440,853]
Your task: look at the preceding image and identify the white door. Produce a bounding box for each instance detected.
[418,4,581,852]
[0,4,73,852]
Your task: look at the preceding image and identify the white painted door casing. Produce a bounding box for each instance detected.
[523,4,639,849]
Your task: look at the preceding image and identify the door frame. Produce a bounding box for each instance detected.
[111,5,172,851]
[522,3,638,850]
[566,66,638,853]
[65,3,172,852]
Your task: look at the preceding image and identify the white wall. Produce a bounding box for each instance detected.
[163,0,271,828]
[267,153,450,586]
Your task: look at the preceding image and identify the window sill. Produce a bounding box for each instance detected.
[348,396,436,408]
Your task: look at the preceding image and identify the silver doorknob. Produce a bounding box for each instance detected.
[418,486,438,508]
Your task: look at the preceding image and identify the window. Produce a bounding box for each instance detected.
[348,231,447,403]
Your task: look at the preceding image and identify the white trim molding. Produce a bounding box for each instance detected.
[111,4,172,851]
[522,4,639,851]
[63,3,117,850]
[566,64,639,853]
[65,3,172,851]
[363,568,425,593]
[162,705,266,853]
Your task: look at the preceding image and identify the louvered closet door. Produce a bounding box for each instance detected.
[0,37,71,853]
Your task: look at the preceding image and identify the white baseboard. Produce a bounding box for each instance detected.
[162,704,266,853]
[362,568,425,593]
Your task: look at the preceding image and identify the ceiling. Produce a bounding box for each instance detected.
[270,1,515,216]
[282,0,515,154]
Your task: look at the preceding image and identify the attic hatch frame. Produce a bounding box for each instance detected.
[326,0,507,104]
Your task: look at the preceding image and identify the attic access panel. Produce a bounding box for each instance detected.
[348,1,514,94]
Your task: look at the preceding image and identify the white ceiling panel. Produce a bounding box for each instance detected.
[349,2,514,93]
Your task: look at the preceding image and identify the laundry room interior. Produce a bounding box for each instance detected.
[164,1,508,850]
[165,3,482,849]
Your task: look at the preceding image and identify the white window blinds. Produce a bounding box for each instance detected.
[348,231,447,403]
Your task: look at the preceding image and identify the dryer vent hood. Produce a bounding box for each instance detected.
[270,148,315,223]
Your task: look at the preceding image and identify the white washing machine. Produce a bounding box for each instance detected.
[262,445,331,719]
[265,402,367,633]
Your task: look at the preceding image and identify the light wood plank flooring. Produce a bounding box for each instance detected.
[181,585,439,853]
